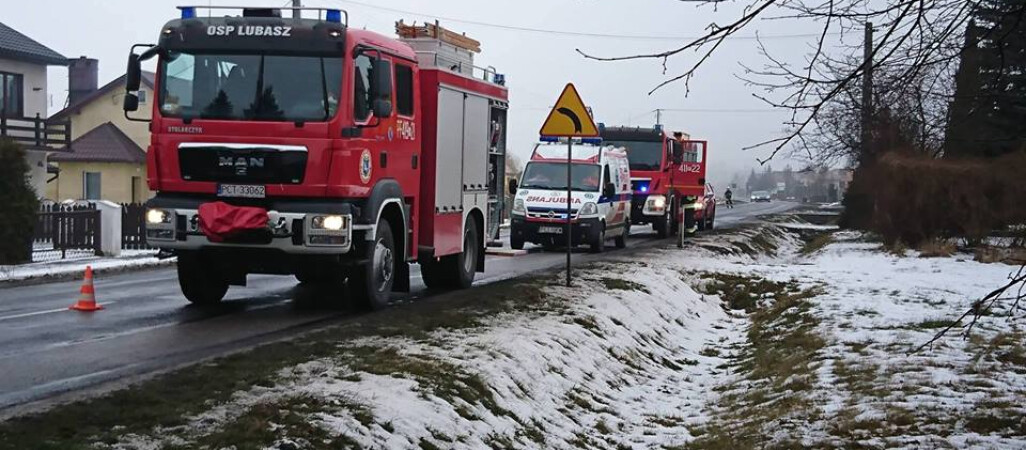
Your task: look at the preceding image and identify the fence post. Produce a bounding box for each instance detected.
[34,113,42,147]
[94,201,122,256]
[1,109,6,137]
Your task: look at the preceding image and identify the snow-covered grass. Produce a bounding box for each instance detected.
[0,250,166,284]
[4,220,1024,450]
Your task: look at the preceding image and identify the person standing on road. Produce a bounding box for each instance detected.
[724,188,734,208]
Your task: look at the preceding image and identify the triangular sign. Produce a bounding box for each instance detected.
[539,83,599,137]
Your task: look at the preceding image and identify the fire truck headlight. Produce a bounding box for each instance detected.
[579,202,598,217]
[647,195,666,210]
[146,209,172,225]
[693,201,705,210]
[512,198,526,215]
[312,215,347,231]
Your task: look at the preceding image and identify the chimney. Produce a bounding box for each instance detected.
[68,56,99,105]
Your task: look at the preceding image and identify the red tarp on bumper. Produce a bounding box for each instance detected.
[198,202,269,243]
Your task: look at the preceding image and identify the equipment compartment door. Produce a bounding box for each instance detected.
[435,88,465,214]
[462,94,489,193]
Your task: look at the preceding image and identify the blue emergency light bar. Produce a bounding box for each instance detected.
[538,136,604,145]
[180,6,196,19]
[326,9,342,23]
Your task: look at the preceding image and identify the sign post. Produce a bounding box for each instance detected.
[539,83,599,287]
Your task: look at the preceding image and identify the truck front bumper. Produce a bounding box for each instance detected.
[510,217,602,246]
[144,195,361,255]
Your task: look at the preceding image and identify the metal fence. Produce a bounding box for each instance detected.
[122,203,154,250]
[32,203,102,262]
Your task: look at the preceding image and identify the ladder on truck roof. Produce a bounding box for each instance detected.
[396,20,505,86]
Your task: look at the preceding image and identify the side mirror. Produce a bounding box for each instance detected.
[672,141,684,165]
[370,58,393,100]
[123,92,140,112]
[603,182,615,198]
[508,178,518,195]
[372,98,392,118]
[126,54,142,91]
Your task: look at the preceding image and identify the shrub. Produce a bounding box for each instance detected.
[841,152,1026,247]
[0,140,39,264]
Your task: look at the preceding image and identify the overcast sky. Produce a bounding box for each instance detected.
[7,0,833,186]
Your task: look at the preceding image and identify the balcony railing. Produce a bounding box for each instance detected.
[0,112,71,151]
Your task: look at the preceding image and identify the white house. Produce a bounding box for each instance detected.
[0,21,70,197]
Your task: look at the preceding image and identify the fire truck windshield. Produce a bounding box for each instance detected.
[520,162,601,191]
[159,52,343,122]
[604,140,664,171]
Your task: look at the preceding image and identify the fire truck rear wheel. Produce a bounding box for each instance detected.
[350,222,395,310]
[177,253,228,305]
[449,217,479,289]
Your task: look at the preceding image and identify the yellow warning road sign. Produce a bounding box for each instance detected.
[539,83,599,137]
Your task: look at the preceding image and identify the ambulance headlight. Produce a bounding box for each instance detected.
[146,209,172,225]
[512,198,526,215]
[579,202,598,217]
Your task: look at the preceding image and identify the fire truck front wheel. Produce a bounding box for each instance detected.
[177,252,229,305]
[350,222,396,311]
[654,211,672,238]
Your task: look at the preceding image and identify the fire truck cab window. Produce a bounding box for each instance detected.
[353,54,374,121]
[395,64,414,116]
[159,52,342,122]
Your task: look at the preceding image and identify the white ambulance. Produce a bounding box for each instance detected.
[509,141,632,252]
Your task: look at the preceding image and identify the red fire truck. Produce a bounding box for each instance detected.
[122,6,509,309]
[599,125,710,238]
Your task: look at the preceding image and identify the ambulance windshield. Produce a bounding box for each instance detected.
[159,52,342,122]
[605,140,663,171]
[520,162,601,192]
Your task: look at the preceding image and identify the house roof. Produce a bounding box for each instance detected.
[0,21,68,66]
[49,71,155,122]
[50,122,146,164]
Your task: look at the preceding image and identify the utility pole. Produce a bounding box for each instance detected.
[861,22,874,162]
[292,0,301,18]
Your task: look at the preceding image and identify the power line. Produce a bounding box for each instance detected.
[330,0,837,41]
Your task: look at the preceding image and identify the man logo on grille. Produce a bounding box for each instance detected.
[219,156,264,176]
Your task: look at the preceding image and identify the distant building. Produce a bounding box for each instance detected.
[45,59,155,203]
[0,21,72,197]
[48,122,147,203]
[747,167,853,203]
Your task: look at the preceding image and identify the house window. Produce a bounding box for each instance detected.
[137,90,147,104]
[83,172,101,200]
[131,176,142,203]
[395,64,414,116]
[0,72,24,117]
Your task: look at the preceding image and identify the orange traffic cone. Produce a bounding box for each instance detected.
[69,266,103,312]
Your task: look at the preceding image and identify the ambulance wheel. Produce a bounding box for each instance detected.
[615,224,628,249]
[420,258,445,290]
[510,233,525,250]
[350,222,395,310]
[707,213,715,230]
[177,253,228,305]
[590,225,606,253]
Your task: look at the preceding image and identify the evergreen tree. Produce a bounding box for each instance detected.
[946,0,1026,158]
[0,140,40,264]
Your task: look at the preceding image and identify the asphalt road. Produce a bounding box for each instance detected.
[0,201,796,415]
